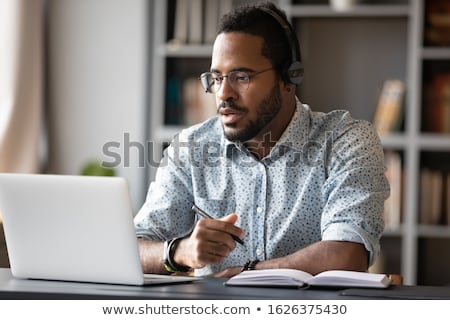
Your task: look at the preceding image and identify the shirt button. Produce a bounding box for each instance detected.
[256,249,262,256]
[256,207,263,214]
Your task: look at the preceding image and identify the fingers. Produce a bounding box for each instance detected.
[194,218,236,250]
[199,214,245,245]
[219,213,238,224]
[178,228,234,269]
[179,214,245,269]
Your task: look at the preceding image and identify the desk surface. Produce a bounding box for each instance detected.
[1,268,449,300]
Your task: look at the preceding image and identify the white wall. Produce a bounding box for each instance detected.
[46,0,148,211]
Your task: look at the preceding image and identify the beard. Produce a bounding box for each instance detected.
[220,84,282,143]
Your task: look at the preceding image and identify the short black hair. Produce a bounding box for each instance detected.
[217,1,300,83]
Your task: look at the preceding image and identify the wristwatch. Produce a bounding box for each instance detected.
[162,238,191,273]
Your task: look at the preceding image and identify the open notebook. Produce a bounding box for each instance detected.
[0,173,199,286]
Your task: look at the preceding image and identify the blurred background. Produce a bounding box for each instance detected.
[1,0,148,210]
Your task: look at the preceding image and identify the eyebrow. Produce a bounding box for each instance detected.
[210,67,257,74]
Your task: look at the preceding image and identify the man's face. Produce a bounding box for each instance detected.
[211,32,285,143]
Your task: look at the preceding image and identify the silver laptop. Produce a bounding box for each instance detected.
[0,173,198,286]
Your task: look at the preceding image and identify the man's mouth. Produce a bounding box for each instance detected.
[218,103,247,126]
[218,107,243,125]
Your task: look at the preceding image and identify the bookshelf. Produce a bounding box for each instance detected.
[148,0,450,285]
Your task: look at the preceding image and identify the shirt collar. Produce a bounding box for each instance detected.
[277,97,310,153]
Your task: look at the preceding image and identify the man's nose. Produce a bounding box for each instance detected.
[216,76,238,101]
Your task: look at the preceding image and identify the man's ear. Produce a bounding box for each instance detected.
[282,82,295,94]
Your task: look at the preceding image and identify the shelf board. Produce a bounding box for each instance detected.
[381,134,450,151]
[421,47,450,60]
[418,225,450,238]
[158,44,213,58]
[380,133,407,149]
[417,134,450,151]
[288,4,410,18]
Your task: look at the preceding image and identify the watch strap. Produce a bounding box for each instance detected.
[162,238,191,273]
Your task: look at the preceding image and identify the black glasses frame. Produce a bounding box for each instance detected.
[199,67,274,94]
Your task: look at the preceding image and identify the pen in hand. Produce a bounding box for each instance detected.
[191,204,244,245]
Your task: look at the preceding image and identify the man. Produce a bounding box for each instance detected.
[134,1,389,278]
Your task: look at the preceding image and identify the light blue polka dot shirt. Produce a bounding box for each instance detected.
[134,99,390,276]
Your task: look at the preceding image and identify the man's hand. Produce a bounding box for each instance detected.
[174,213,244,269]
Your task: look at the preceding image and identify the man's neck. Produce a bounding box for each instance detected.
[244,99,296,159]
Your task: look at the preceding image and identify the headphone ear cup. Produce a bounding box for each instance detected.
[287,61,304,85]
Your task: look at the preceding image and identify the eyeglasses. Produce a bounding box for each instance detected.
[199,67,274,94]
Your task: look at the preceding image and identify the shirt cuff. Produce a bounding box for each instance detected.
[322,223,380,266]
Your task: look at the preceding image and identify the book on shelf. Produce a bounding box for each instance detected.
[372,80,405,136]
[171,0,204,45]
[171,0,189,44]
[165,77,182,125]
[225,269,391,289]
[446,173,450,225]
[424,0,450,46]
[383,151,402,230]
[182,77,217,126]
[203,0,233,44]
[425,73,450,134]
[188,0,203,44]
[420,168,445,225]
[171,0,233,45]
[204,0,220,44]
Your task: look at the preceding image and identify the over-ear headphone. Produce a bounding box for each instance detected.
[258,6,304,85]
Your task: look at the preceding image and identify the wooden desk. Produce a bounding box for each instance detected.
[0,268,449,300]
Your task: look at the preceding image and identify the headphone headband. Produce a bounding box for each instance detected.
[258,6,304,85]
